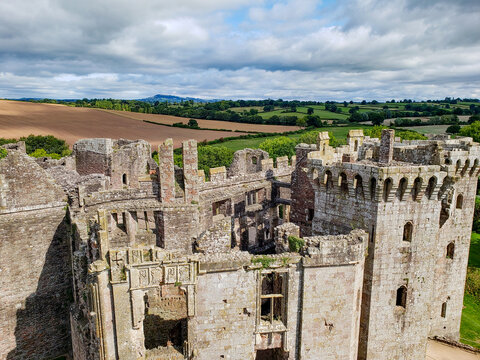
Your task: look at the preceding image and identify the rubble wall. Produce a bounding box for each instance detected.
[0,151,71,360]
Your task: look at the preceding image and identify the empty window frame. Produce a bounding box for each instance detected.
[260,272,286,325]
[246,190,258,206]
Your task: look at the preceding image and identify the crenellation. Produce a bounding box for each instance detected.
[1,131,478,360]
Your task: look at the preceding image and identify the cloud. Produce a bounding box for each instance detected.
[0,0,479,100]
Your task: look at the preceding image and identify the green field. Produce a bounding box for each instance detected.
[399,125,452,135]
[461,293,480,349]
[460,232,480,349]
[469,232,480,268]
[209,125,371,151]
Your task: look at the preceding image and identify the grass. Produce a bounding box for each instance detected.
[460,293,480,348]
[208,125,371,152]
[399,125,453,135]
[257,106,350,120]
[460,232,480,349]
[469,232,480,268]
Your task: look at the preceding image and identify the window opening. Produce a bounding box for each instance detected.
[339,173,348,195]
[456,194,463,209]
[260,273,285,325]
[441,302,447,318]
[446,242,455,259]
[369,178,377,201]
[403,222,413,242]
[397,178,407,201]
[354,175,364,199]
[383,178,393,202]
[412,177,422,201]
[396,286,407,308]
[308,208,314,221]
[425,176,436,199]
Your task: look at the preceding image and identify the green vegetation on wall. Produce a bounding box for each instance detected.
[0,148,7,159]
[288,235,305,253]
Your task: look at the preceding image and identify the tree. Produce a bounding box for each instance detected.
[459,121,480,142]
[298,131,342,147]
[307,107,314,115]
[188,119,199,128]
[469,115,480,124]
[259,137,296,160]
[446,124,461,134]
[19,134,71,157]
[368,112,384,126]
[296,117,307,128]
[349,112,363,123]
[305,115,322,127]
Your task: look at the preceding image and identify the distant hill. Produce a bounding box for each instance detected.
[138,94,220,104]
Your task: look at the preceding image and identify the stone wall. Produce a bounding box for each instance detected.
[0,149,71,359]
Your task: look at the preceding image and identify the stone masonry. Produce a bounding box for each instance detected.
[0,130,478,360]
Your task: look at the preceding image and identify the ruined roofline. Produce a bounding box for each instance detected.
[299,129,480,168]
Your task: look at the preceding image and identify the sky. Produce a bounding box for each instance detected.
[0,0,479,101]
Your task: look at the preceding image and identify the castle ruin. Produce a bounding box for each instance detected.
[0,129,478,359]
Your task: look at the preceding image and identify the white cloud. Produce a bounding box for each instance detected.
[0,0,479,100]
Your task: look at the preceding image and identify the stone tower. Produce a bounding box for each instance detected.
[303,129,479,359]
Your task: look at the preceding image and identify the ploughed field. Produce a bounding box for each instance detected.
[0,101,296,149]
[106,109,300,133]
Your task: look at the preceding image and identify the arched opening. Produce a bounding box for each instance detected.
[445,158,452,165]
[397,178,408,201]
[425,176,437,199]
[403,222,413,242]
[122,173,128,185]
[470,159,479,176]
[455,160,462,174]
[396,286,407,308]
[383,178,393,202]
[412,177,422,201]
[441,302,447,318]
[252,156,257,165]
[456,194,463,209]
[369,178,377,201]
[339,172,348,195]
[354,140,359,151]
[446,242,455,259]
[461,159,470,176]
[324,170,333,190]
[354,175,364,199]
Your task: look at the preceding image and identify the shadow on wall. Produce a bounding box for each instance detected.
[7,217,73,360]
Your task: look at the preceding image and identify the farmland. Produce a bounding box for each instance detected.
[0,100,295,149]
[105,109,300,133]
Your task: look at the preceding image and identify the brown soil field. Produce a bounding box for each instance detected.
[104,109,300,133]
[0,100,254,149]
